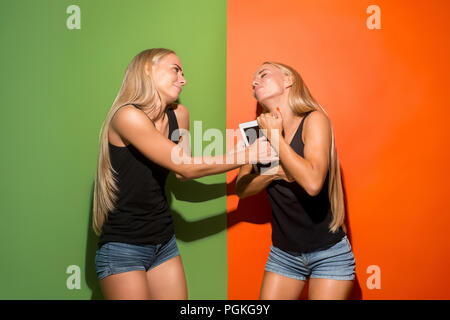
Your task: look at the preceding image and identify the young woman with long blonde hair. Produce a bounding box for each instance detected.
[236,62,356,300]
[93,48,274,300]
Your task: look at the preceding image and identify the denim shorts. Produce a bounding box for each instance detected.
[264,235,356,281]
[95,235,180,280]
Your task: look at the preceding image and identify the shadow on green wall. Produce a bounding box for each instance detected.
[84,183,104,300]
[166,173,227,242]
[84,174,228,300]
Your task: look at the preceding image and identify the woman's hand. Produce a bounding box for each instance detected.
[256,108,283,142]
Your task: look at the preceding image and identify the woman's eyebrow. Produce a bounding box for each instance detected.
[173,64,183,72]
[257,68,269,75]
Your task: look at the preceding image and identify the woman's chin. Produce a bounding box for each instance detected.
[165,95,179,105]
[256,96,267,105]
[257,98,275,112]
[257,93,275,105]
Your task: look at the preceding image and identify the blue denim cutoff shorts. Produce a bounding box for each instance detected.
[264,235,356,281]
[95,235,180,280]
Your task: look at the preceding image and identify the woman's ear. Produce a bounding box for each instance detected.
[284,75,294,88]
[144,62,151,76]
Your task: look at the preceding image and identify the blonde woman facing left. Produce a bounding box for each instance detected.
[93,49,275,300]
[236,62,356,300]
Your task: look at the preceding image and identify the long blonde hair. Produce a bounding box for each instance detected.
[92,48,175,236]
[262,62,345,233]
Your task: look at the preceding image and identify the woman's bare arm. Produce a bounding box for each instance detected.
[265,111,331,196]
[172,104,191,180]
[112,105,273,180]
[235,164,277,198]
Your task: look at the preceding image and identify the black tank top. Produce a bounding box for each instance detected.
[266,111,345,254]
[98,105,180,248]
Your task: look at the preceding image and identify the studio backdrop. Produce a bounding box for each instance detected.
[1,0,449,299]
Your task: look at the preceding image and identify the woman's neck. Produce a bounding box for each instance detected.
[281,108,302,141]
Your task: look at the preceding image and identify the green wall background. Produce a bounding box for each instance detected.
[0,0,227,299]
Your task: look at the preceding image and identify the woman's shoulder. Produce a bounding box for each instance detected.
[117,104,148,118]
[302,109,332,140]
[172,104,189,129]
[112,104,153,130]
[304,109,330,128]
[172,103,189,117]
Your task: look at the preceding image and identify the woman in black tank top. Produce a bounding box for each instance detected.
[236,62,355,300]
[92,49,276,300]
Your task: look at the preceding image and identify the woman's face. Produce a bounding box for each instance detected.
[151,53,187,104]
[252,64,290,105]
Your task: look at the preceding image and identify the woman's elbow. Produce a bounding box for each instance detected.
[175,173,190,181]
[306,179,324,197]
[235,189,247,199]
[235,183,247,199]
[175,166,195,181]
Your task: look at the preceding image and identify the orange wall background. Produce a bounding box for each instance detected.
[227,0,450,299]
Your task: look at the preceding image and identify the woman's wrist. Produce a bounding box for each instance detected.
[264,127,279,142]
[267,131,283,155]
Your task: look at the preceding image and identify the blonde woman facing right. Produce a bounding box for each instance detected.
[93,49,274,300]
